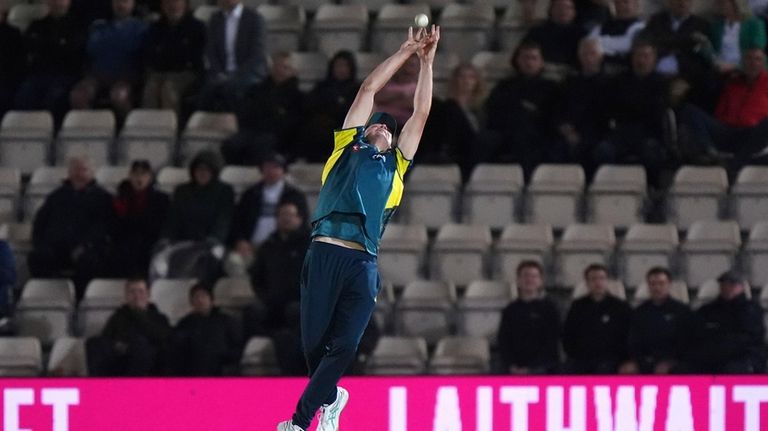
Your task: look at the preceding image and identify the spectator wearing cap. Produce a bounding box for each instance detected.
[168,283,242,376]
[688,270,766,373]
[621,267,692,374]
[226,152,308,276]
[109,160,170,277]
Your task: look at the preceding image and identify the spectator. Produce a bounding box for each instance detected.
[497,260,561,374]
[574,0,612,31]
[300,51,360,162]
[168,284,241,376]
[14,0,86,125]
[598,40,672,188]
[689,270,766,373]
[29,157,114,298]
[373,54,419,128]
[0,5,23,118]
[678,48,768,166]
[226,152,308,276]
[589,0,646,72]
[622,267,692,374]
[523,0,586,69]
[251,200,310,331]
[563,263,632,374]
[86,278,171,376]
[710,0,766,73]
[556,37,612,179]
[421,63,487,182]
[69,0,149,121]
[142,0,206,113]
[70,0,112,25]
[0,240,16,324]
[483,41,562,179]
[198,0,267,112]
[231,51,304,163]
[109,160,169,277]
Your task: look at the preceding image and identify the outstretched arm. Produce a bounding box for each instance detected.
[343,28,425,129]
[398,25,440,160]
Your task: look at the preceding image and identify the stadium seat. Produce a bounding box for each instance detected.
[180,111,237,164]
[95,165,130,195]
[78,279,126,337]
[428,336,490,374]
[156,166,189,194]
[340,0,392,13]
[555,224,616,287]
[240,336,281,376]
[16,279,75,346]
[220,165,262,197]
[0,337,42,376]
[378,224,428,287]
[680,220,741,288]
[213,277,255,318]
[193,5,218,24]
[117,109,177,169]
[693,278,751,309]
[0,110,53,174]
[290,52,328,92]
[571,279,627,300]
[372,4,431,54]
[374,281,396,332]
[431,223,492,286]
[366,336,429,375]
[471,51,513,88]
[56,110,115,168]
[399,164,461,228]
[149,278,197,325]
[274,0,325,13]
[498,2,547,51]
[312,4,369,57]
[618,223,679,288]
[47,337,87,376]
[432,51,460,99]
[395,280,456,344]
[438,3,495,61]
[493,223,553,281]
[587,165,646,228]
[666,165,728,230]
[286,162,324,212]
[0,167,20,222]
[632,280,689,306]
[24,166,67,221]
[256,4,306,54]
[760,283,768,310]
[463,164,524,228]
[7,3,48,32]
[745,221,768,287]
[353,51,386,80]
[730,166,768,231]
[526,164,585,229]
[456,280,514,342]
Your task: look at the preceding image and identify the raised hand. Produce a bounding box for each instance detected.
[399,27,427,54]
[417,25,440,64]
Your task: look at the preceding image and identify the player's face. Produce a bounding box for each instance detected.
[364,123,393,150]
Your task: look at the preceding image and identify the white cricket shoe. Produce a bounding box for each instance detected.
[276,420,304,431]
[318,387,349,431]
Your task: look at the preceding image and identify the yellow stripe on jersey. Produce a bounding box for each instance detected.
[384,148,412,210]
[322,127,360,185]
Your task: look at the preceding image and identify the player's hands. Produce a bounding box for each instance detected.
[399,27,426,54]
[417,25,440,64]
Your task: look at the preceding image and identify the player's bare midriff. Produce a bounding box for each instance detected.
[313,236,366,252]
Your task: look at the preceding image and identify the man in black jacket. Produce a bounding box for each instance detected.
[563,263,632,374]
[689,270,766,373]
[0,5,24,118]
[86,278,171,376]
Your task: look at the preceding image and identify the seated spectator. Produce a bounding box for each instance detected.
[168,284,241,376]
[142,0,206,113]
[598,40,672,188]
[0,6,23,118]
[563,263,632,374]
[373,54,419,128]
[198,0,267,112]
[589,0,646,72]
[421,63,487,182]
[688,270,766,373]
[497,260,561,374]
[70,0,112,25]
[710,0,766,73]
[109,160,169,277]
[483,41,562,179]
[251,201,310,331]
[226,153,308,276]
[29,157,114,299]
[14,0,86,125]
[523,0,586,70]
[86,278,171,376]
[556,37,611,179]
[574,0,611,31]
[69,0,149,121]
[621,267,691,374]
[0,240,15,325]
[299,51,360,162]
[678,48,768,166]
[230,51,303,163]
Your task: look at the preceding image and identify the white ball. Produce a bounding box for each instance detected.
[414,13,429,28]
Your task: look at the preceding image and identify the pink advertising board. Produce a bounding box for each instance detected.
[1,376,768,430]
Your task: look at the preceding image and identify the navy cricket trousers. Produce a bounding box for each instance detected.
[292,241,379,428]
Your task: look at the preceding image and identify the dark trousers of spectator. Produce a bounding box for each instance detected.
[291,242,378,430]
[478,130,568,181]
[595,124,672,189]
[0,82,16,119]
[29,245,107,300]
[198,76,251,112]
[220,129,276,166]
[86,335,160,376]
[14,74,77,126]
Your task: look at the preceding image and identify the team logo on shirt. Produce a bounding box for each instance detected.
[352,144,360,152]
